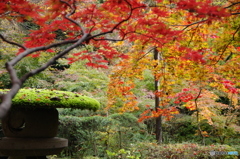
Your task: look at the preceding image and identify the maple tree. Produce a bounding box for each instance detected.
[0,0,239,129]
[106,0,240,143]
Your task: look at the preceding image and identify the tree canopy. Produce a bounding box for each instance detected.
[0,0,239,118]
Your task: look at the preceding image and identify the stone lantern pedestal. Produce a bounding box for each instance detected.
[0,108,68,159]
[0,88,100,159]
[0,137,67,159]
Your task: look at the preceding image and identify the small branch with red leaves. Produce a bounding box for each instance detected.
[0,6,91,118]
[0,33,90,118]
[20,33,90,83]
[60,0,87,35]
[91,0,145,39]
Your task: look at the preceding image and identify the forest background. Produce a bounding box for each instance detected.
[0,0,239,158]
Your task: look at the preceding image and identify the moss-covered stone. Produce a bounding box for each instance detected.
[0,88,100,111]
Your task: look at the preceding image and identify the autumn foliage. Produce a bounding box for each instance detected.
[0,0,239,123]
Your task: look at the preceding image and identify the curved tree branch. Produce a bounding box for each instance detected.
[20,33,90,83]
[60,0,87,34]
[0,34,27,50]
[91,0,145,39]
[224,2,240,9]
[0,34,90,118]
[0,0,143,118]
[0,0,91,118]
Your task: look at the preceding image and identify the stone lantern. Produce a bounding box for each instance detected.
[0,88,100,159]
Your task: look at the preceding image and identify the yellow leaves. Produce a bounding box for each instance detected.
[120,100,139,112]
[228,92,239,107]
[203,90,218,99]
[184,101,196,111]
[187,89,239,132]
[114,41,124,46]
[106,4,239,117]
[201,131,209,137]
[107,71,139,112]
[95,23,102,28]
[199,107,215,125]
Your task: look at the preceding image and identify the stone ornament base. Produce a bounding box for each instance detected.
[0,137,68,158]
[2,108,59,138]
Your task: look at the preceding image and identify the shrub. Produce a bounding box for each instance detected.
[162,115,198,143]
[58,113,150,158]
[58,115,111,158]
[106,142,239,159]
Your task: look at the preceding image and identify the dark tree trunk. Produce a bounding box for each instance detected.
[153,48,163,144]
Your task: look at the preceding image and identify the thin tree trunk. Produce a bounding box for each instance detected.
[153,48,163,144]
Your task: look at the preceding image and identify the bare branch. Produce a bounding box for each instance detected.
[0,87,19,118]
[93,31,135,41]
[171,19,207,30]
[225,2,240,9]
[214,24,240,64]
[194,88,204,144]
[231,12,240,15]
[7,39,79,67]
[0,33,27,50]
[0,64,21,118]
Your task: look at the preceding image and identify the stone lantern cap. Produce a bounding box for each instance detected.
[0,88,100,111]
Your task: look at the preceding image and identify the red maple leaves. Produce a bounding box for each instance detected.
[0,0,42,21]
[221,80,238,94]
[1,0,238,120]
[177,47,206,64]
[177,0,230,19]
[174,88,201,104]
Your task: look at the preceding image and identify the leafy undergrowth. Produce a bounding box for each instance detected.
[127,142,239,159]
[49,142,239,159]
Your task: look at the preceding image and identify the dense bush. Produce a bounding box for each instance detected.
[58,115,109,158]
[161,114,240,145]
[163,115,196,143]
[57,113,150,158]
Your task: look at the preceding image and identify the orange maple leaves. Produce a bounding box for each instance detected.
[1,0,239,122]
[138,105,179,122]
